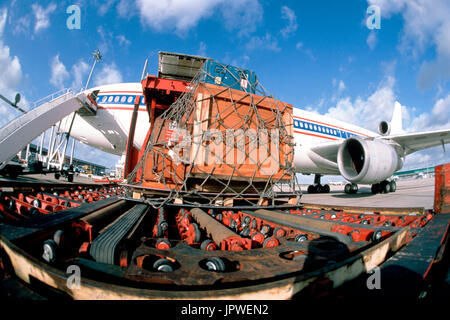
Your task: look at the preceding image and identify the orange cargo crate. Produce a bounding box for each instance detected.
[434,163,450,213]
[142,83,294,193]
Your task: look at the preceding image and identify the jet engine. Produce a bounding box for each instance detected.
[337,137,403,185]
[378,120,391,135]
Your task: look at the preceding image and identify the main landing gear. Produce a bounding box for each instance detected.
[344,183,358,194]
[307,174,330,194]
[371,180,397,194]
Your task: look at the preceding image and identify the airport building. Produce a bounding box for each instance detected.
[18,143,108,176]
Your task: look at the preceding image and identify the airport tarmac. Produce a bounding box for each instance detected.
[300,177,435,210]
[0,173,106,185]
[0,174,436,210]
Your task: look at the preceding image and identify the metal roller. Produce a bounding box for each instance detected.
[190,208,239,247]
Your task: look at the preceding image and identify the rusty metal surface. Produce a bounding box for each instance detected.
[252,209,402,232]
[248,209,351,243]
[0,197,122,241]
[124,236,363,286]
[190,208,238,245]
[0,179,443,299]
[0,223,413,299]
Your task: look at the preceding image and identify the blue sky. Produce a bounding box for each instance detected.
[0,0,449,174]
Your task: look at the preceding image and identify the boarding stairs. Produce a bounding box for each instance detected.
[0,88,97,170]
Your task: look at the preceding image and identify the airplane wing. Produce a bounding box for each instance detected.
[308,141,341,173]
[309,141,340,162]
[308,128,450,168]
[379,129,450,155]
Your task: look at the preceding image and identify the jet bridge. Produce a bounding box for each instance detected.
[0,89,97,170]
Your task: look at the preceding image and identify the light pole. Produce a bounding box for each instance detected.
[0,92,32,164]
[84,49,102,91]
[0,92,26,113]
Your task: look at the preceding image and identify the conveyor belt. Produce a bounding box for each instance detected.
[89,204,148,264]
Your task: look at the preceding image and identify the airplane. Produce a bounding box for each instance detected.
[60,82,450,195]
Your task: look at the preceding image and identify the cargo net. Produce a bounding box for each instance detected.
[127,65,301,208]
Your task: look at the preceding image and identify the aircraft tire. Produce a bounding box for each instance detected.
[371,184,379,194]
[381,181,391,193]
[389,180,397,193]
[344,184,351,194]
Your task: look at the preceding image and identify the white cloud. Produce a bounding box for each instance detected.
[198,42,207,57]
[117,0,133,18]
[338,80,346,93]
[296,42,316,60]
[0,8,26,126]
[368,0,450,90]
[71,60,90,90]
[97,26,130,54]
[135,0,262,36]
[221,53,250,69]
[366,31,377,50]
[32,3,57,33]
[97,26,112,54]
[332,78,346,92]
[93,63,123,86]
[97,0,117,16]
[409,94,450,132]
[136,0,220,34]
[0,10,22,91]
[13,15,31,35]
[402,146,448,170]
[325,75,397,132]
[91,0,135,19]
[50,54,69,89]
[246,33,280,52]
[330,79,347,103]
[0,45,22,91]
[0,7,6,36]
[220,0,263,37]
[116,34,131,48]
[49,55,123,90]
[280,6,298,39]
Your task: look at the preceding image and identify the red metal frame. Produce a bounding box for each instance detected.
[123,75,189,182]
